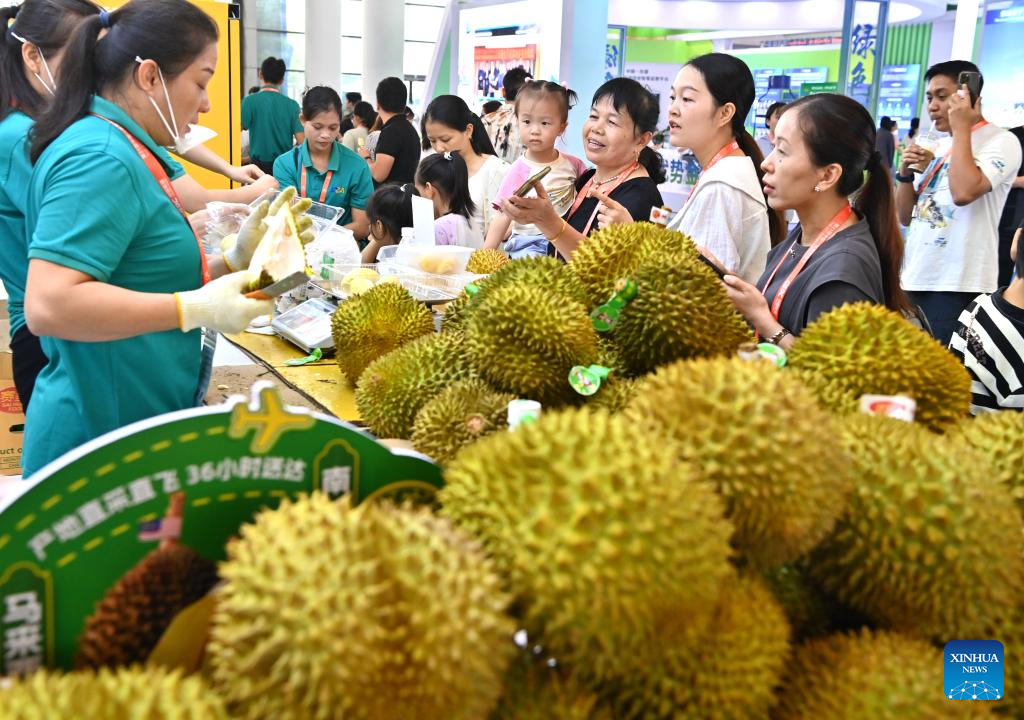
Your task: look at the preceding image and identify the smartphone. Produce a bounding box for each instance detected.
[958,71,982,107]
[513,165,552,197]
[697,253,727,280]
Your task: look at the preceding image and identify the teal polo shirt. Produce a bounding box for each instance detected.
[23,96,204,476]
[273,140,373,226]
[0,110,34,339]
[241,87,302,162]
[0,111,185,342]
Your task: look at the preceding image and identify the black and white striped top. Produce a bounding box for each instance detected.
[949,291,1024,414]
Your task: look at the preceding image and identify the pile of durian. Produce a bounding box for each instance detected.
[4,223,1023,719]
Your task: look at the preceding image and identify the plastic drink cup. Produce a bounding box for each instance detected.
[909,128,940,173]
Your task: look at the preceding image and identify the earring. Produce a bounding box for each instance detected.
[813,185,822,193]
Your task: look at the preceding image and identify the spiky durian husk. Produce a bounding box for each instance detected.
[442,256,590,334]
[606,575,790,720]
[330,281,434,384]
[411,378,515,464]
[787,302,971,431]
[75,544,219,669]
[492,658,613,720]
[774,630,994,719]
[356,331,476,439]
[465,284,599,406]
[440,407,734,682]
[0,666,229,719]
[609,250,753,376]
[761,563,838,642]
[625,357,853,569]
[571,222,698,306]
[812,414,1023,642]
[467,248,511,275]
[950,410,1024,515]
[208,494,514,720]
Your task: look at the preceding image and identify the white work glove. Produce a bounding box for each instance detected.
[175,271,274,333]
[221,186,315,271]
[223,199,269,272]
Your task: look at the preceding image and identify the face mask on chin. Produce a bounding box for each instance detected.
[135,56,218,154]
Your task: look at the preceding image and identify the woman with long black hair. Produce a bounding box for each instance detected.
[664,53,784,282]
[22,0,272,475]
[721,93,912,349]
[0,0,100,410]
[421,94,508,243]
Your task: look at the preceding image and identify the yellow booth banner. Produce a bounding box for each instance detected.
[101,0,242,192]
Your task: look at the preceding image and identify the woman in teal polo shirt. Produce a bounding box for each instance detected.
[273,86,373,240]
[22,0,273,476]
[1,0,100,411]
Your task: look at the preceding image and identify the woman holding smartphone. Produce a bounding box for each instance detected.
[721,94,911,348]
[500,78,663,261]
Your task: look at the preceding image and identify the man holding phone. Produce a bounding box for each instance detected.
[896,61,1022,345]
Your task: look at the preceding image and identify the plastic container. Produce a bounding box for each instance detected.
[250,189,343,244]
[313,264,386,299]
[395,244,475,275]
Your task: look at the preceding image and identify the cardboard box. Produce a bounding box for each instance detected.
[0,284,25,474]
[0,353,25,476]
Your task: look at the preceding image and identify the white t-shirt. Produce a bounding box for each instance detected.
[902,123,1022,293]
[467,154,510,242]
[667,155,770,283]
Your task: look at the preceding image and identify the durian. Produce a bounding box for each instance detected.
[442,256,590,333]
[76,494,218,669]
[625,357,852,568]
[774,630,994,719]
[330,282,434,384]
[607,575,790,720]
[787,302,971,431]
[584,376,637,413]
[244,196,306,293]
[411,378,514,463]
[761,563,838,641]
[996,603,1024,718]
[440,407,734,681]
[356,331,476,439]
[812,414,1023,641]
[571,222,697,305]
[208,494,514,720]
[0,666,229,719]
[951,411,1024,514]
[465,284,599,406]
[493,658,612,720]
[466,247,510,274]
[610,249,752,376]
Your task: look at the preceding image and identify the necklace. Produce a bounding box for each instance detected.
[594,163,635,186]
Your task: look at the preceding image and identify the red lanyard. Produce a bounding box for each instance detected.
[684,140,740,209]
[566,161,639,237]
[760,204,855,321]
[92,114,211,285]
[300,164,334,203]
[916,120,989,197]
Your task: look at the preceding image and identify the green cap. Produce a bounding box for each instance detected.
[569,364,611,396]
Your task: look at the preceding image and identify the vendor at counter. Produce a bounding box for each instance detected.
[498,78,663,261]
[21,0,273,476]
[273,85,374,240]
